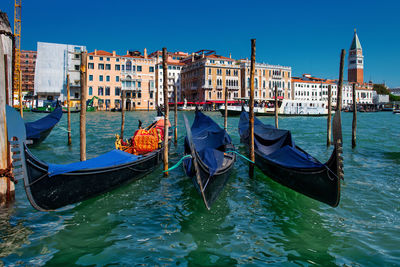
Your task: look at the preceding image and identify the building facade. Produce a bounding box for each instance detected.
[87,50,122,110]
[20,50,36,93]
[120,49,156,110]
[292,74,373,107]
[34,42,86,104]
[181,50,240,104]
[292,74,338,105]
[239,60,292,100]
[149,50,188,105]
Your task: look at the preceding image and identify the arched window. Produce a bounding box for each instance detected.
[126,60,132,71]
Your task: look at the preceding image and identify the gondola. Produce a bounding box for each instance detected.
[183,111,236,209]
[238,110,343,207]
[23,142,165,211]
[6,105,168,211]
[25,106,63,146]
[23,119,167,211]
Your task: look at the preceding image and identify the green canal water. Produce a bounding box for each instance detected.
[1,111,399,266]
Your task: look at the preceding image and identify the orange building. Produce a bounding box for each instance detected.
[181,50,241,104]
[87,50,122,110]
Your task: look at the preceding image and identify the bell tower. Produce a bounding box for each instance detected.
[348,29,364,84]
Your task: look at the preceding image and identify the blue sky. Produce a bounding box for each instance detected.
[2,0,399,87]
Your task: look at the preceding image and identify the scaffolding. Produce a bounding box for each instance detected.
[14,0,22,116]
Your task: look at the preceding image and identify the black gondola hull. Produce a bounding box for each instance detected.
[240,136,340,207]
[184,144,236,207]
[24,145,164,211]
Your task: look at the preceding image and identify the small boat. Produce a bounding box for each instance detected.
[238,110,343,207]
[183,111,236,209]
[21,114,168,211]
[393,109,400,114]
[25,106,63,146]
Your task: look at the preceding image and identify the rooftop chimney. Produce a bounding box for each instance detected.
[192,53,194,62]
[94,49,97,55]
[229,53,231,59]
[112,50,116,56]
[144,48,148,59]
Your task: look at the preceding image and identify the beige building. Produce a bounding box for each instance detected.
[239,60,292,100]
[181,50,241,104]
[87,50,122,110]
[120,49,156,110]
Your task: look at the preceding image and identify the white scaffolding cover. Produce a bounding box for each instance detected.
[34,42,86,101]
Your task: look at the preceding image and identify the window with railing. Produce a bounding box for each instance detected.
[126,60,132,71]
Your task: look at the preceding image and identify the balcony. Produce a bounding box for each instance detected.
[191,86,197,91]
[227,85,239,91]
[216,85,223,90]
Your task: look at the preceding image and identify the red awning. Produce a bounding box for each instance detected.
[168,102,184,105]
[207,100,238,104]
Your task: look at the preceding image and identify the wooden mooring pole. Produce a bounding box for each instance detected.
[67,74,72,146]
[174,85,178,146]
[352,83,357,148]
[327,84,332,146]
[337,50,345,112]
[162,48,169,176]
[121,92,125,140]
[80,51,87,161]
[224,86,228,131]
[274,85,279,129]
[249,39,256,177]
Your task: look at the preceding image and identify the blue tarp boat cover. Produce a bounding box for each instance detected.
[25,107,63,139]
[239,111,323,169]
[185,111,231,176]
[48,149,141,177]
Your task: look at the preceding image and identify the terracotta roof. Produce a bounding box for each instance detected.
[167,61,185,66]
[88,50,112,56]
[292,78,335,84]
[122,54,145,59]
[206,54,234,61]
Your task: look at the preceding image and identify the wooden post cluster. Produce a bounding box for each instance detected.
[327,84,332,146]
[121,92,125,140]
[274,85,279,129]
[224,86,228,131]
[174,85,178,145]
[249,39,256,177]
[352,83,357,148]
[162,48,169,176]
[67,74,72,145]
[80,51,87,161]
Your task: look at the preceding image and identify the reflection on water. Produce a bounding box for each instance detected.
[0,111,399,265]
[0,206,33,261]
